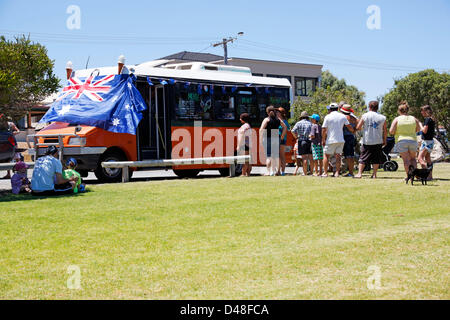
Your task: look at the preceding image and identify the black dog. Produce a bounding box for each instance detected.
[406,165,433,185]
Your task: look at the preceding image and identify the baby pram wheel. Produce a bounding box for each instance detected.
[383,161,398,172]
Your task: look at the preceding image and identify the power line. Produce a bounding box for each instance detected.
[0,29,217,45]
[212,32,244,64]
[238,40,449,72]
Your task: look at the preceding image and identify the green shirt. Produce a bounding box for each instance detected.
[63,169,81,193]
[395,115,417,142]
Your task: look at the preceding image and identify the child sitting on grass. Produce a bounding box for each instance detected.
[63,158,85,193]
[11,161,31,194]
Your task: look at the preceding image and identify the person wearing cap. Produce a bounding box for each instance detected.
[10,161,31,194]
[63,158,86,193]
[321,104,355,177]
[326,103,338,115]
[31,146,78,196]
[340,104,359,177]
[291,111,313,176]
[354,101,387,179]
[309,114,323,176]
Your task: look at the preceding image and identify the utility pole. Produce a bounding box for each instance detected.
[212,32,244,65]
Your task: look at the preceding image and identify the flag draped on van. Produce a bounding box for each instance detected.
[40,74,147,135]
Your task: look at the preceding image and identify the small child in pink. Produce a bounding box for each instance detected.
[11,161,31,194]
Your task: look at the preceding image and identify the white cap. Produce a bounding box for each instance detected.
[66,61,73,69]
[118,55,126,64]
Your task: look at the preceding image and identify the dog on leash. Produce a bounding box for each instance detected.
[406,165,433,185]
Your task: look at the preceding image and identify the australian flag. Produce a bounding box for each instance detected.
[40,74,147,135]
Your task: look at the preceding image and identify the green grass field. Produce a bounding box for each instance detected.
[0,161,449,299]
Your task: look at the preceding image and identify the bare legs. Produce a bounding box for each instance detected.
[278,145,286,175]
[293,158,301,175]
[242,151,252,177]
[354,162,378,178]
[322,153,332,177]
[334,154,342,177]
[265,158,271,176]
[346,157,354,175]
[400,150,417,177]
[302,154,312,175]
[418,148,432,179]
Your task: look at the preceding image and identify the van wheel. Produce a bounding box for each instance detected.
[218,168,230,177]
[78,170,89,178]
[94,150,126,183]
[173,169,200,178]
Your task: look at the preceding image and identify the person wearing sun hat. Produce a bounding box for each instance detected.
[309,113,323,176]
[340,104,359,177]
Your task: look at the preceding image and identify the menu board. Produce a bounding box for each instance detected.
[214,97,235,120]
[237,95,257,119]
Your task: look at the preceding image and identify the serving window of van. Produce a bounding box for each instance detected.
[174,83,213,121]
[212,86,236,121]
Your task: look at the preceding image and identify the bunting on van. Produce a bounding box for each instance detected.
[40,74,147,135]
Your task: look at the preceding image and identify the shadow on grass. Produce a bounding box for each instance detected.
[0,189,92,203]
[83,173,224,185]
[0,174,226,201]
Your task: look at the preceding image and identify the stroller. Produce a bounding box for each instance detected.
[380,136,398,171]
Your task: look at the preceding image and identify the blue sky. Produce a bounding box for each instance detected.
[1,0,449,103]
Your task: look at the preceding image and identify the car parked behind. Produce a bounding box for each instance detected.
[0,131,16,163]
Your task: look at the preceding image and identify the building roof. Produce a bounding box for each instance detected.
[227,57,323,68]
[160,51,224,62]
[161,51,322,68]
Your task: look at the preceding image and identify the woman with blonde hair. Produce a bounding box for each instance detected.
[389,101,423,178]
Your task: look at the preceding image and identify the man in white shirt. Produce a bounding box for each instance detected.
[354,101,387,179]
[321,104,354,177]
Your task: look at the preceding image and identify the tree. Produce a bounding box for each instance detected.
[382,69,450,132]
[291,70,366,125]
[0,35,60,122]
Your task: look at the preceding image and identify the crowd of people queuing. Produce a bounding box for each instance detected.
[1,100,438,194]
[237,100,436,180]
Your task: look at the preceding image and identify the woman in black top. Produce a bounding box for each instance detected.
[259,106,287,176]
[418,105,435,178]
